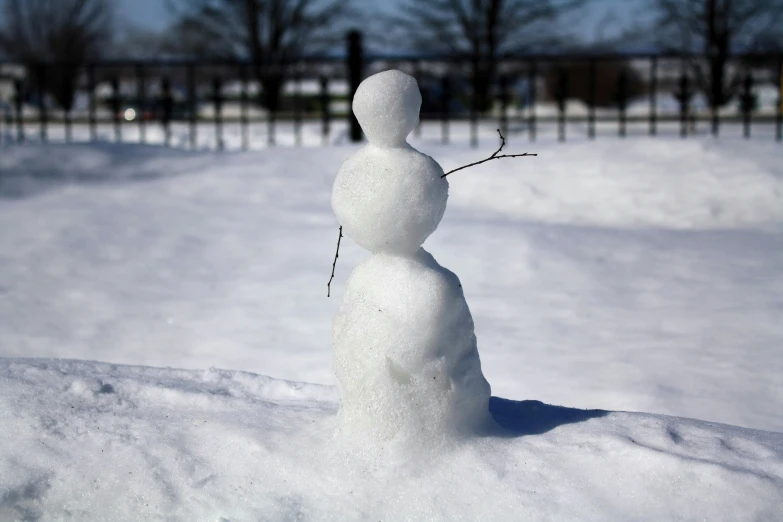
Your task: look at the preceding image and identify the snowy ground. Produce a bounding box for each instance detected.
[1,132,782,519]
[1,358,782,520]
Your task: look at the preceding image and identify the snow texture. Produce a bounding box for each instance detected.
[332,145,448,254]
[1,125,783,518]
[333,70,447,254]
[334,250,491,447]
[0,137,782,434]
[332,71,490,447]
[1,358,781,521]
[351,69,421,148]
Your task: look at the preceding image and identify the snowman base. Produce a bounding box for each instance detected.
[333,249,492,446]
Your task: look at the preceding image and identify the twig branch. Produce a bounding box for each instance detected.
[327,225,343,297]
[441,129,537,178]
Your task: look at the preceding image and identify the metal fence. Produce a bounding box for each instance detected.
[1,44,782,149]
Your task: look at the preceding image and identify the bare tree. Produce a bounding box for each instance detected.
[648,0,783,109]
[0,0,113,110]
[110,24,170,60]
[165,0,354,112]
[388,0,585,113]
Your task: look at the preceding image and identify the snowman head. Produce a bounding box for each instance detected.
[353,70,421,148]
[332,70,448,255]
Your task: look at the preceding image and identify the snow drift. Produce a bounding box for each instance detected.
[1,359,781,521]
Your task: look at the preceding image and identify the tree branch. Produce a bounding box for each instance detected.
[441,129,536,178]
[327,225,343,297]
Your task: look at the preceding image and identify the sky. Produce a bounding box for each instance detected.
[120,0,170,31]
[119,0,647,45]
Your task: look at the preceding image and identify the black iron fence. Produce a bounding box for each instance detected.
[1,38,781,149]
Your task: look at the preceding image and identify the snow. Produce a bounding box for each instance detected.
[0,127,782,517]
[334,250,491,447]
[1,358,781,520]
[333,71,447,255]
[351,70,422,148]
[333,144,448,252]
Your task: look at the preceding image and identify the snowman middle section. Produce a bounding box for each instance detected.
[333,248,491,444]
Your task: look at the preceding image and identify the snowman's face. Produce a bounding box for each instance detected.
[332,147,448,255]
[352,70,421,148]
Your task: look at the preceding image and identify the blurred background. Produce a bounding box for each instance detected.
[0,0,781,148]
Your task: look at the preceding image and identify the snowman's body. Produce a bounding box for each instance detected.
[332,70,490,445]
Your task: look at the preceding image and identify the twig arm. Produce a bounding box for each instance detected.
[327,226,343,297]
[441,129,536,178]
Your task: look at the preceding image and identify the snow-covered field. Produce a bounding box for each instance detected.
[1,132,782,519]
[2,358,782,520]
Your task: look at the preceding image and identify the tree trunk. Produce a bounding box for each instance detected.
[705,0,730,109]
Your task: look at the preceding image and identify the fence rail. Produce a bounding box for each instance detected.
[1,39,781,149]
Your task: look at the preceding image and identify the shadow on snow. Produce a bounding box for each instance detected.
[488,397,608,437]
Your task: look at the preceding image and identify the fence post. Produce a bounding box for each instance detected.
[187,64,197,150]
[740,72,754,139]
[38,64,47,143]
[137,64,146,144]
[499,74,509,138]
[2,103,9,146]
[470,69,478,148]
[240,64,249,151]
[649,57,657,136]
[556,67,568,142]
[588,59,596,140]
[88,65,97,141]
[212,76,224,150]
[347,30,363,142]
[64,70,72,143]
[777,55,782,142]
[64,111,72,143]
[320,75,330,145]
[529,60,537,142]
[13,79,23,143]
[616,68,628,138]
[111,76,121,142]
[441,75,450,145]
[711,91,720,138]
[294,67,302,146]
[160,77,173,147]
[675,73,690,138]
[266,68,276,147]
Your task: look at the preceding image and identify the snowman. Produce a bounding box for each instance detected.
[331,70,491,446]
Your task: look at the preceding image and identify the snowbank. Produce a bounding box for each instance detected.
[1,359,781,521]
